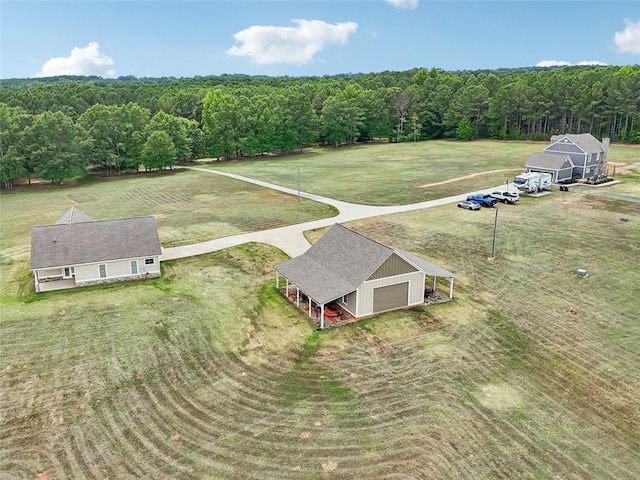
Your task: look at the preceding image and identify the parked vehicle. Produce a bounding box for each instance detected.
[466,194,498,208]
[458,200,481,210]
[490,190,520,204]
[513,172,552,193]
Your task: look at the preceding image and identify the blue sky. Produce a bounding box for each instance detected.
[1,1,639,79]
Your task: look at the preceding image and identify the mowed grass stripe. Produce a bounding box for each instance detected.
[333,195,638,476]
[2,144,639,478]
[0,169,336,268]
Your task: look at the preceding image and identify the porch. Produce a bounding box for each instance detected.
[278,283,451,330]
[36,278,77,292]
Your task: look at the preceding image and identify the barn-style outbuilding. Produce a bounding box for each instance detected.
[274,224,455,329]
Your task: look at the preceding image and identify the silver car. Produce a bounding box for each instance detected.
[458,200,481,210]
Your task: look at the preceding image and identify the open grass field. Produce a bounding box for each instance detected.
[204,140,640,205]
[0,169,335,295]
[1,143,639,479]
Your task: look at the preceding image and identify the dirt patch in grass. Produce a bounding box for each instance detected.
[419,168,522,188]
[474,383,525,410]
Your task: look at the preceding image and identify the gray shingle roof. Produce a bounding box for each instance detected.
[31,216,162,269]
[55,207,94,224]
[395,249,457,278]
[525,152,573,170]
[274,224,455,305]
[549,134,605,154]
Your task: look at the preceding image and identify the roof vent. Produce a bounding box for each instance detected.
[53,238,56,243]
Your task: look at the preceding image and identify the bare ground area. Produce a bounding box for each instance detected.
[419,168,522,188]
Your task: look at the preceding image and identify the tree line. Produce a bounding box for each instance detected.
[1,65,638,188]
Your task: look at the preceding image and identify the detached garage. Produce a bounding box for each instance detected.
[274,224,456,329]
[525,152,574,182]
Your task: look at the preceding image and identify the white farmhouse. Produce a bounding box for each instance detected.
[30,208,161,293]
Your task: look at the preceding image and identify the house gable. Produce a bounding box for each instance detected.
[55,207,94,224]
[367,252,418,281]
[545,138,585,155]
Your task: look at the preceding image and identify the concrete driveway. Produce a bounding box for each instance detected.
[160,167,505,260]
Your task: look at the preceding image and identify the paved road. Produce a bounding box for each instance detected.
[160,167,504,260]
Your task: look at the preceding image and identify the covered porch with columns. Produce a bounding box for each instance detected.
[275,272,350,330]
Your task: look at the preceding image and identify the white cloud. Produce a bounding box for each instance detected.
[576,60,608,66]
[536,60,572,67]
[36,42,116,78]
[226,19,358,65]
[385,0,419,9]
[536,60,607,67]
[614,19,640,54]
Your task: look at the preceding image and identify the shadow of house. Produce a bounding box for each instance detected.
[274,224,455,329]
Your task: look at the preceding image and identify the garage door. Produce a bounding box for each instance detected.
[373,282,409,313]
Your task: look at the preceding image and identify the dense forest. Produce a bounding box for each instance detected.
[1,65,639,188]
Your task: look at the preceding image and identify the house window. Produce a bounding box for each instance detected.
[144,258,155,265]
[99,264,107,278]
[130,260,138,275]
[342,295,348,304]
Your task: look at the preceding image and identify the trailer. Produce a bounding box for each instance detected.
[513,172,552,193]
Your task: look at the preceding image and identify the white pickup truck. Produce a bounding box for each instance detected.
[490,190,520,204]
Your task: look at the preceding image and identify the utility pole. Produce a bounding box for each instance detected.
[297,166,302,202]
[491,207,499,258]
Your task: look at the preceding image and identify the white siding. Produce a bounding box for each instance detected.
[36,267,64,278]
[75,256,160,283]
[75,263,105,282]
[140,256,161,274]
[356,271,425,317]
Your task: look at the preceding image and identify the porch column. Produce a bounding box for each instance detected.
[308,298,312,317]
[296,287,300,307]
[275,272,279,288]
[320,304,325,330]
[433,276,437,290]
[449,278,454,299]
[285,279,289,297]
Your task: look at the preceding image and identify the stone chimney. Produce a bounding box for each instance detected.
[597,137,610,178]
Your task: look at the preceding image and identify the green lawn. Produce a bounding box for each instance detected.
[0,169,336,295]
[203,140,640,205]
[1,147,639,479]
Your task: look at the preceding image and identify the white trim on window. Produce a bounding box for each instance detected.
[144,258,155,265]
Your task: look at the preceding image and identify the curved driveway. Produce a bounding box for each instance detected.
[160,167,504,260]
